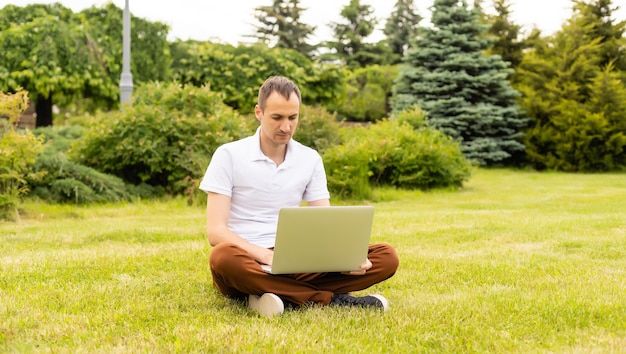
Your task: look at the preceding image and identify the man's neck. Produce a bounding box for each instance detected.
[260,138,288,166]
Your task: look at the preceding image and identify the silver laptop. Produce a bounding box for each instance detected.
[261,206,374,274]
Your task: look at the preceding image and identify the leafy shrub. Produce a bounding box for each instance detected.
[366,120,473,189]
[323,118,473,199]
[33,125,85,153]
[25,125,145,204]
[47,178,102,204]
[0,90,44,220]
[330,65,398,122]
[73,82,255,195]
[393,106,428,130]
[28,152,136,204]
[295,105,342,154]
[323,141,373,200]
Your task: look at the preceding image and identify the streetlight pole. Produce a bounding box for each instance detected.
[120,0,133,104]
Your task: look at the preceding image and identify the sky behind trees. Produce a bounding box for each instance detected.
[2,0,624,43]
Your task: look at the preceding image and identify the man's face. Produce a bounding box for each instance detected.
[255,91,300,147]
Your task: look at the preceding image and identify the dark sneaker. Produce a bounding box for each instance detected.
[330,293,389,311]
[248,293,284,317]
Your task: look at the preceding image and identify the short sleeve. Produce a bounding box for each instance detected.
[199,146,233,197]
[303,155,330,202]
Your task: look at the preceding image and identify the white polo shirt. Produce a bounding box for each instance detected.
[199,128,330,248]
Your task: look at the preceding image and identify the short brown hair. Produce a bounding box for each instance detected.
[257,76,301,112]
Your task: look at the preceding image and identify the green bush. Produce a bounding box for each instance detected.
[73,82,255,195]
[323,140,373,200]
[0,90,44,220]
[28,152,137,204]
[47,178,102,205]
[368,120,473,189]
[323,118,473,199]
[393,106,428,130]
[25,125,147,204]
[295,105,342,154]
[33,125,85,153]
[330,65,398,122]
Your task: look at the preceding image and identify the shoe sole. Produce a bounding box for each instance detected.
[370,294,389,312]
[248,293,284,317]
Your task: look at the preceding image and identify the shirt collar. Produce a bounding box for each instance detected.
[249,127,295,166]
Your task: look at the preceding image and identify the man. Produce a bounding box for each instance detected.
[200,76,398,317]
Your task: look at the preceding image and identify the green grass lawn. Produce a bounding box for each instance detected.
[2,169,626,353]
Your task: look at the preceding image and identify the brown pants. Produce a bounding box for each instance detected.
[209,242,399,306]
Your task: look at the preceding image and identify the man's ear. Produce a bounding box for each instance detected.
[254,105,262,121]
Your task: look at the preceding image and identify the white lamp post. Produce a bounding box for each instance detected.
[120,0,133,104]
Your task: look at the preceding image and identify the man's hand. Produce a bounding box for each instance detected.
[257,247,274,266]
[342,258,372,276]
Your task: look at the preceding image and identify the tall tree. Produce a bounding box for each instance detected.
[0,4,115,127]
[392,0,527,166]
[327,0,387,68]
[515,0,626,171]
[79,3,172,85]
[383,0,422,63]
[486,0,525,69]
[0,3,171,126]
[574,0,626,74]
[252,0,316,57]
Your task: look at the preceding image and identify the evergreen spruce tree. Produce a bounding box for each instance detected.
[574,0,626,74]
[392,0,527,165]
[486,0,525,68]
[252,0,316,57]
[327,0,386,68]
[383,0,422,64]
[555,66,626,170]
[515,0,626,171]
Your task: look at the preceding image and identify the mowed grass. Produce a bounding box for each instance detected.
[1,169,625,353]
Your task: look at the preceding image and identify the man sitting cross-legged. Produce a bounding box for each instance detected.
[200,76,399,317]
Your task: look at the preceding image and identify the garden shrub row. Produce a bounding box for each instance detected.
[7,83,474,212]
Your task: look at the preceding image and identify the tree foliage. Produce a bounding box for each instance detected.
[0,3,171,126]
[170,41,344,112]
[326,0,391,68]
[252,0,317,57]
[392,0,527,166]
[573,0,626,75]
[383,0,422,63]
[515,0,626,171]
[79,3,172,85]
[295,105,342,154]
[0,4,116,127]
[330,65,398,122]
[485,0,525,68]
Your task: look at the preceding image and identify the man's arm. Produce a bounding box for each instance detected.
[206,192,274,265]
[308,199,330,206]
